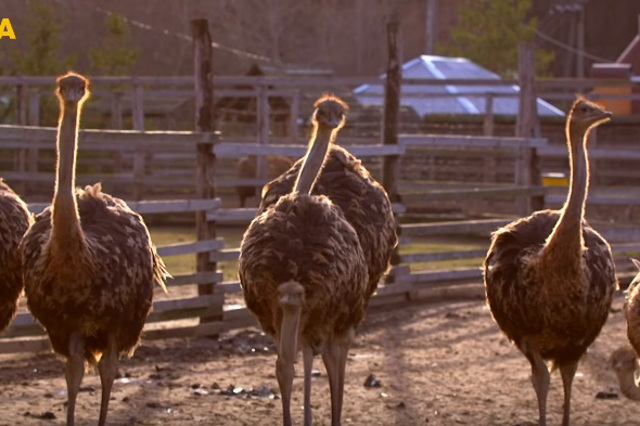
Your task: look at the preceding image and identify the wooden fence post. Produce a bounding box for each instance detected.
[16,84,27,125]
[288,89,300,144]
[15,84,27,194]
[132,81,146,200]
[516,43,543,214]
[192,18,219,327]
[483,92,494,136]
[382,19,406,290]
[26,91,40,195]
[382,20,402,203]
[255,85,269,198]
[483,92,497,182]
[111,92,125,174]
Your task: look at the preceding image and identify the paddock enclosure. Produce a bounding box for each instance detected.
[2,21,640,426]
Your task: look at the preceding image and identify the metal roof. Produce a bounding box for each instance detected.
[353,55,564,117]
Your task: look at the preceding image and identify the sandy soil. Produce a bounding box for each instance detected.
[0,293,637,426]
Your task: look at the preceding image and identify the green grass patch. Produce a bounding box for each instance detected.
[149,225,490,279]
[148,225,244,282]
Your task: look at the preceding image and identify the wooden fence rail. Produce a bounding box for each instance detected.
[1,122,639,353]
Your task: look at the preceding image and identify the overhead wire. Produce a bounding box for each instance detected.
[54,0,277,64]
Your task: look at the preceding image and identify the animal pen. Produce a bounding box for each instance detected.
[2,33,640,355]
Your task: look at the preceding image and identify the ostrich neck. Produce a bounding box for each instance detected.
[544,125,589,258]
[293,125,334,195]
[51,101,84,252]
[615,369,640,400]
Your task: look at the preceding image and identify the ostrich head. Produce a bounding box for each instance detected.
[278,281,305,308]
[610,346,638,374]
[312,94,348,131]
[567,96,612,143]
[56,72,90,105]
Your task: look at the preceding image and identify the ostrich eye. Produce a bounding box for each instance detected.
[579,106,588,113]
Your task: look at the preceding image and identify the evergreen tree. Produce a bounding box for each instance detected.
[438,0,554,77]
[90,13,139,75]
[10,1,75,76]
[8,1,75,125]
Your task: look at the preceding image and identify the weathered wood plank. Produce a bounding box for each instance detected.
[393,267,482,285]
[545,194,640,206]
[3,294,225,338]
[147,295,224,323]
[167,271,223,286]
[207,208,258,222]
[398,249,487,264]
[0,125,218,148]
[144,322,223,340]
[209,248,240,262]
[400,219,511,237]
[28,198,222,215]
[540,145,640,160]
[213,143,404,158]
[401,186,547,203]
[399,134,548,149]
[157,238,225,257]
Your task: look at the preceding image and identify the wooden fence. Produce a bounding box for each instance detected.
[2,122,640,353]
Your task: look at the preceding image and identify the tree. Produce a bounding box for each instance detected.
[438,0,554,77]
[90,13,139,75]
[10,1,75,76]
[9,1,75,126]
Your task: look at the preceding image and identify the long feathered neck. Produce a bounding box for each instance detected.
[293,121,335,195]
[543,119,590,257]
[51,99,85,251]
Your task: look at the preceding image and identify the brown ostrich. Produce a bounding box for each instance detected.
[236,155,294,207]
[0,179,32,332]
[483,96,617,426]
[260,95,397,300]
[20,72,169,426]
[239,94,369,426]
[609,259,640,400]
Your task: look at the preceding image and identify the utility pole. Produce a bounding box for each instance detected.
[425,0,437,54]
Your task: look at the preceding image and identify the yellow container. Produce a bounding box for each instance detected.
[542,172,569,187]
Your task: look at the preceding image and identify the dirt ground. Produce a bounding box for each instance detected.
[0,292,638,426]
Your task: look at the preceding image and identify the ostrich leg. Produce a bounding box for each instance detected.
[560,361,579,426]
[322,330,353,426]
[303,344,314,426]
[98,335,119,426]
[525,346,550,426]
[65,332,85,426]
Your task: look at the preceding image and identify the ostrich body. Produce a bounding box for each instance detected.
[20,72,169,426]
[0,180,32,332]
[609,259,640,400]
[236,155,294,207]
[483,97,616,426]
[260,102,397,299]
[239,95,369,426]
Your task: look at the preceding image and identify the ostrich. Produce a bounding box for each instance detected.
[236,155,293,207]
[0,179,32,332]
[610,346,640,400]
[260,95,397,300]
[483,96,617,426]
[20,72,169,426]
[239,94,369,426]
[609,259,640,400]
